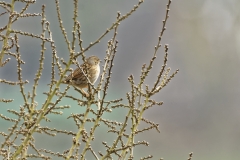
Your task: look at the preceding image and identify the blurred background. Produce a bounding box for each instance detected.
[1,0,240,159]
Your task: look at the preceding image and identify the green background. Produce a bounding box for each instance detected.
[1,0,240,159]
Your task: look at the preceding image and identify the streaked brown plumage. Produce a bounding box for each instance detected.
[62,56,100,96]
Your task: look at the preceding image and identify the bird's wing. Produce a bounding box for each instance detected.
[63,63,91,83]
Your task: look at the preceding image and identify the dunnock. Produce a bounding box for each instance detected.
[62,55,100,97]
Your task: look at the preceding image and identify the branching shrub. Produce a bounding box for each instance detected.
[0,0,191,159]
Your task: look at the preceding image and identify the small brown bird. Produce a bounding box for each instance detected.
[62,55,100,97]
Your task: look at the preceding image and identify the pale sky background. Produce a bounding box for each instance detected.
[1,0,240,159]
